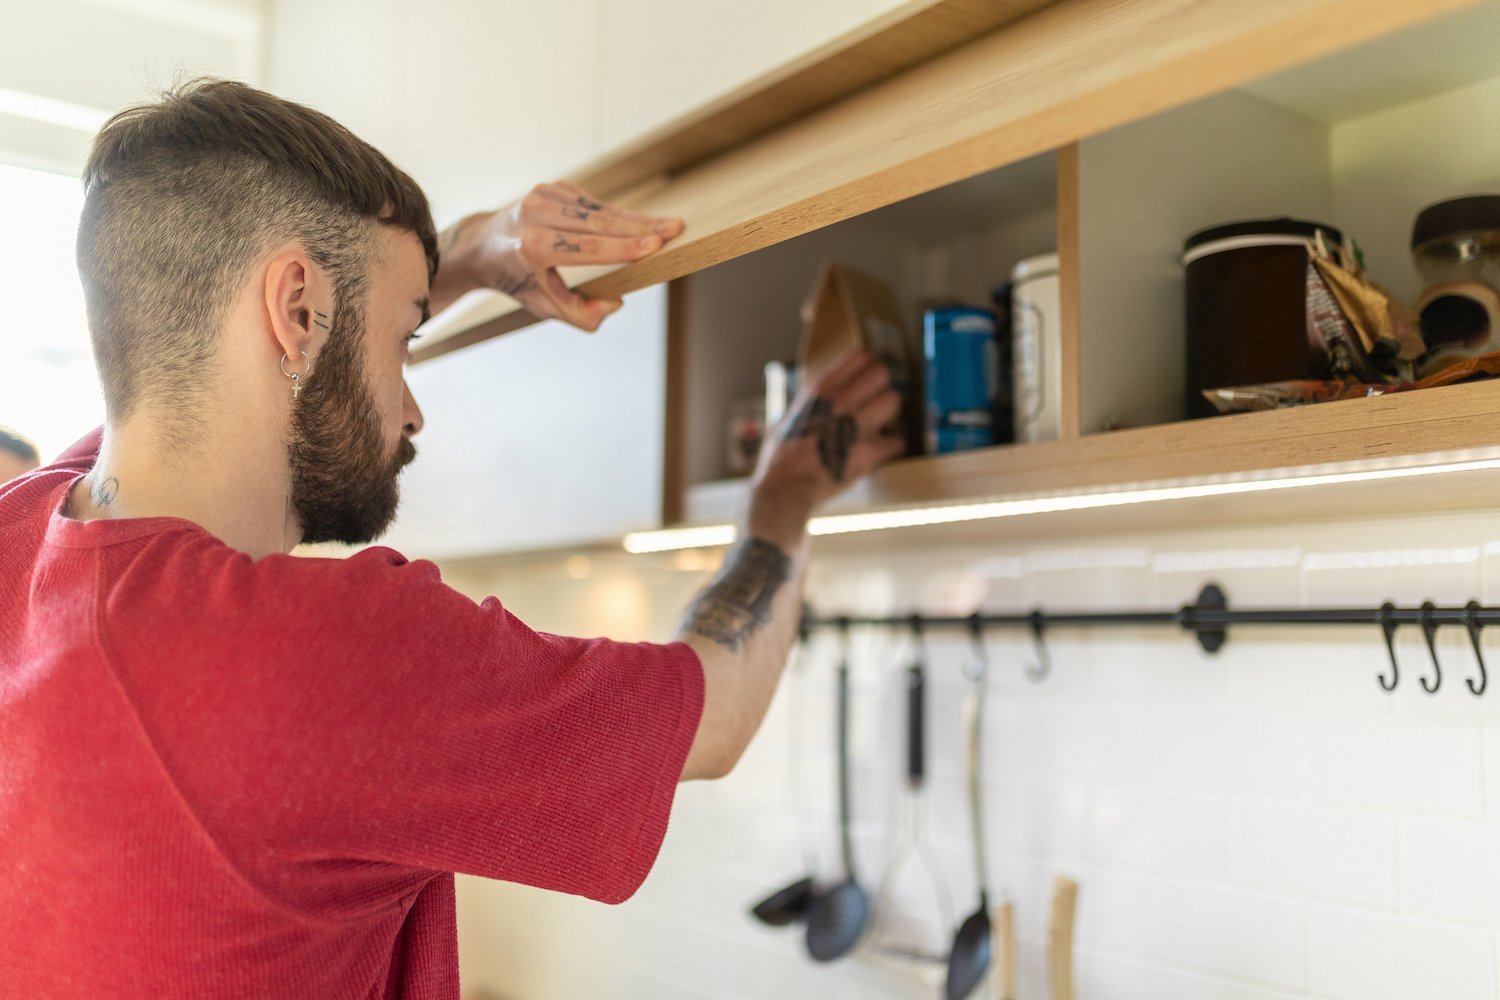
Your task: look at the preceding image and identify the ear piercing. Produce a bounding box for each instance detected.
[280,351,313,399]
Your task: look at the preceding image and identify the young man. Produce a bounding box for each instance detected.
[0,80,902,998]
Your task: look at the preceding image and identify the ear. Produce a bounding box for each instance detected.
[263,249,333,370]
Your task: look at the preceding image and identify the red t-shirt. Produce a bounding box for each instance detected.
[0,430,705,999]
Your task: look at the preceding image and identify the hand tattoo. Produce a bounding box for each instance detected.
[577,195,604,212]
[91,476,119,507]
[679,538,792,652]
[554,234,582,254]
[787,397,858,482]
[493,273,538,298]
[562,205,591,222]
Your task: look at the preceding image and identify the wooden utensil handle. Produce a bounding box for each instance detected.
[1048,876,1079,1000]
[994,901,1017,1000]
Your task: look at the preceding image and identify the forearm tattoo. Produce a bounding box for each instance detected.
[493,273,538,298]
[679,537,793,652]
[787,396,858,482]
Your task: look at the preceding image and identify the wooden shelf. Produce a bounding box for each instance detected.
[680,381,1500,527]
[410,0,1480,363]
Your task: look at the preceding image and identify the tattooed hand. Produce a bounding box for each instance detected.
[747,349,906,549]
[428,180,684,330]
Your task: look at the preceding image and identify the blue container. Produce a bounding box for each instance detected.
[923,307,998,454]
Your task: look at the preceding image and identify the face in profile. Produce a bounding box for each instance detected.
[287,301,413,545]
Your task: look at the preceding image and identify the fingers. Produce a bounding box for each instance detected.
[529,268,621,332]
[535,181,685,238]
[518,227,668,270]
[855,386,902,433]
[837,358,895,414]
[527,192,679,241]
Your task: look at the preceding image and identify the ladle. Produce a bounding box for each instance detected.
[946,617,1014,1000]
[805,624,871,961]
[751,631,818,926]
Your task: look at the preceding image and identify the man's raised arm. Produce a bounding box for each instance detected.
[676,349,905,781]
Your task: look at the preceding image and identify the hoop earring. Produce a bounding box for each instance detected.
[280,351,313,399]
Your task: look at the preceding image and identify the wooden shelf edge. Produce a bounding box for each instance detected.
[674,381,1500,527]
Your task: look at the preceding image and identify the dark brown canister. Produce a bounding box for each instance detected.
[1183,218,1342,419]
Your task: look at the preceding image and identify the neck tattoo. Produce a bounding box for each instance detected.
[91,476,119,508]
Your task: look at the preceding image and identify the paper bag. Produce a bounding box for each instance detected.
[796,261,921,455]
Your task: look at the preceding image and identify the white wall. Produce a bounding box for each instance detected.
[440,505,1500,1000]
[1333,73,1500,306]
[0,0,263,175]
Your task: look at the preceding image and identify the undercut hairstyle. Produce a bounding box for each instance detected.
[77,78,438,430]
[0,426,39,464]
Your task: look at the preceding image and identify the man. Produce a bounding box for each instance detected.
[0,425,40,482]
[0,80,902,998]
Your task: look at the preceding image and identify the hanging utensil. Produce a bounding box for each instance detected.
[751,628,818,927]
[1048,876,1079,1000]
[805,625,871,961]
[946,617,1014,1000]
[873,619,953,961]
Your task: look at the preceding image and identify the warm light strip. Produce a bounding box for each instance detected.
[621,456,1500,553]
[623,523,738,554]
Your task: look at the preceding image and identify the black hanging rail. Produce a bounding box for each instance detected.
[800,585,1491,697]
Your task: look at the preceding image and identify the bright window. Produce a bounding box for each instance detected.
[0,162,102,464]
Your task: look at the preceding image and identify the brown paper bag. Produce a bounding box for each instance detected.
[797,262,922,455]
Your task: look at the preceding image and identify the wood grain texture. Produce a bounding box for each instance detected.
[1054,142,1081,441]
[412,0,1481,362]
[858,380,1500,504]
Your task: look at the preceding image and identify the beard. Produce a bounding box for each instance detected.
[288,300,415,546]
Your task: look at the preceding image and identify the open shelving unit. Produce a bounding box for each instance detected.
[413,0,1500,544]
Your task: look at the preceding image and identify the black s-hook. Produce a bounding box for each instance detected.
[1418,601,1442,695]
[1377,602,1399,692]
[1464,601,1488,697]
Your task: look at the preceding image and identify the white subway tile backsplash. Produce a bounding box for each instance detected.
[1308,905,1496,1000]
[1486,723,1500,821]
[1304,712,1485,817]
[1149,708,1302,798]
[1078,950,1308,1000]
[1087,788,1233,877]
[1399,818,1500,926]
[1232,802,1398,908]
[1152,882,1306,990]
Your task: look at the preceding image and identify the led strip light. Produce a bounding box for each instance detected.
[622,455,1500,554]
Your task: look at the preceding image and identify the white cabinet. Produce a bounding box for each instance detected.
[597,0,910,150]
[384,285,668,559]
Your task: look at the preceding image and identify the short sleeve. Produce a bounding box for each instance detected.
[102,541,704,918]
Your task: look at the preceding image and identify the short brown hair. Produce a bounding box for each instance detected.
[78,79,438,428]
